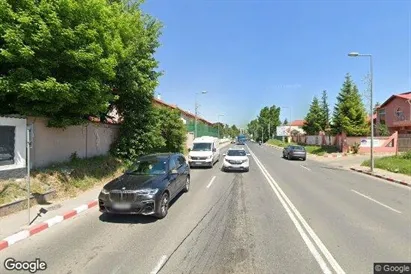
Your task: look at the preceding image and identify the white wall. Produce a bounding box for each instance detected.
[0,117,27,171]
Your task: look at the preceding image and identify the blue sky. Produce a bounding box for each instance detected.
[142,0,411,128]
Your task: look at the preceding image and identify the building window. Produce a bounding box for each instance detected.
[378,108,386,124]
[0,126,16,166]
[395,107,404,121]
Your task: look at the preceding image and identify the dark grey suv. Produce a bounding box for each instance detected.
[98,153,190,219]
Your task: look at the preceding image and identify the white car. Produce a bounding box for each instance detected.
[222,148,250,172]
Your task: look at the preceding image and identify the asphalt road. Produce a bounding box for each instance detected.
[1,143,410,274]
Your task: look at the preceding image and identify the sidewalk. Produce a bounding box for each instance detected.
[350,166,411,187]
[0,183,102,241]
[0,139,232,246]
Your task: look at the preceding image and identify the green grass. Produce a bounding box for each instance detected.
[0,155,125,206]
[303,145,339,156]
[361,151,411,175]
[266,139,339,156]
[267,139,295,147]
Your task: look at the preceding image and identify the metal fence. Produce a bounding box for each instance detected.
[186,121,218,137]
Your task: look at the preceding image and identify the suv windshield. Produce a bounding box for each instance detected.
[192,143,212,151]
[227,150,247,156]
[127,157,167,175]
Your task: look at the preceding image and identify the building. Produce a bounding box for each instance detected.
[376,91,411,134]
[288,120,306,135]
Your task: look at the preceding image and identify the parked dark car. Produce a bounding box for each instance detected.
[283,145,307,161]
[98,153,190,219]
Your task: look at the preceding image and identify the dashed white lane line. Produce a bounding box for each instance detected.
[151,255,168,274]
[206,176,217,189]
[300,165,311,171]
[247,144,345,274]
[351,189,402,214]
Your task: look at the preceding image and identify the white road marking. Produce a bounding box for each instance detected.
[300,165,311,171]
[351,189,402,214]
[150,255,168,274]
[206,176,217,188]
[246,144,345,274]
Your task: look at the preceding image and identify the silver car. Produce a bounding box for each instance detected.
[283,145,307,161]
[222,148,250,172]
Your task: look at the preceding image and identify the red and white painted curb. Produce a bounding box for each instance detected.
[0,199,98,252]
[350,168,410,187]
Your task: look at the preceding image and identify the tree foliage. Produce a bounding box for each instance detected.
[154,107,186,153]
[319,90,330,131]
[247,105,281,142]
[0,0,168,162]
[332,74,369,136]
[303,96,323,135]
[283,118,288,125]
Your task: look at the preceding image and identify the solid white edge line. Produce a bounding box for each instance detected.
[301,165,311,171]
[45,215,64,227]
[150,255,168,274]
[206,176,217,188]
[74,204,89,214]
[5,230,30,245]
[351,189,402,214]
[247,144,346,274]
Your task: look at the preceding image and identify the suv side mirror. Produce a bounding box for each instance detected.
[188,148,191,152]
[223,153,226,156]
[212,148,216,152]
[247,153,250,156]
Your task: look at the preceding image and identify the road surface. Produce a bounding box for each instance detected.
[1,142,410,274]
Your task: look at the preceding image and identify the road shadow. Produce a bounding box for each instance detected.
[98,192,184,224]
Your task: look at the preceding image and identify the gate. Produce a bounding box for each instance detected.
[398,134,411,152]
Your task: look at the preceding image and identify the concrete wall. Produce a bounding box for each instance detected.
[0,117,27,179]
[27,117,120,168]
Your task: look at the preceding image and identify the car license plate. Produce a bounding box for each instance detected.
[113,203,131,210]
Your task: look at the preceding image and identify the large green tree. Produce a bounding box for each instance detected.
[0,0,124,126]
[154,107,186,153]
[319,90,330,131]
[332,74,369,136]
[303,96,323,135]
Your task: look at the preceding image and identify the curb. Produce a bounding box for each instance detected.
[0,199,98,252]
[350,168,410,187]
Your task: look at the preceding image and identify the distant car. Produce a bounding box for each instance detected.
[231,139,236,144]
[283,145,306,161]
[98,153,190,219]
[222,147,250,172]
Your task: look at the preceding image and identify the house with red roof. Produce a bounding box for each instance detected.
[376,91,411,134]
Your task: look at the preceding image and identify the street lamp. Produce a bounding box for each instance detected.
[194,90,207,138]
[217,114,224,138]
[348,51,374,172]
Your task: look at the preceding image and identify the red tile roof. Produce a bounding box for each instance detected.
[379,91,411,109]
[289,120,305,127]
[153,98,214,125]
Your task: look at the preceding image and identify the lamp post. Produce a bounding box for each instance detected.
[194,90,207,138]
[217,114,224,138]
[348,52,374,172]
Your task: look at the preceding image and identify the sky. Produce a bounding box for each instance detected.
[141,0,411,128]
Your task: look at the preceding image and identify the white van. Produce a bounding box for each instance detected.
[188,136,220,168]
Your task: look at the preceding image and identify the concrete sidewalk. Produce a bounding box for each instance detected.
[350,166,411,187]
[0,183,103,241]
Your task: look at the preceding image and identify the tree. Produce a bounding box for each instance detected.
[332,74,369,136]
[230,125,240,137]
[283,118,288,125]
[303,96,323,135]
[155,107,186,153]
[0,0,123,127]
[377,123,390,136]
[319,90,330,131]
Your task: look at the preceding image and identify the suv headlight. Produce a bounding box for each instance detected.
[136,188,159,195]
[101,188,109,195]
[208,155,213,159]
